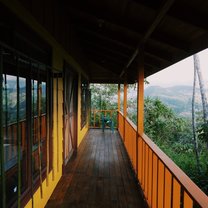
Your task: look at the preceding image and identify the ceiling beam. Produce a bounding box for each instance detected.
[145,52,172,65]
[77,24,189,60]
[144,65,160,77]
[145,43,173,62]
[120,0,175,77]
[69,2,203,54]
[86,49,126,66]
[168,3,208,31]
[89,61,121,77]
[190,32,208,54]
[76,26,134,52]
[68,7,140,45]
[81,39,130,59]
[143,0,175,44]
[73,8,189,58]
[87,55,123,72]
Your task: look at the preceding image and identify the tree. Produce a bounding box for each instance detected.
[90,84,118,127]
[193,54,208,149]
[192,57,201,172]
[194,54,208,121]
[90,84,208,194]
[144,97,192,145]
[90,84,118,110]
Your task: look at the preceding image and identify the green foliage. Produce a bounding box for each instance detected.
[144,97,192,144]
[90,84,118,110]
[143,97,208,194]
[90,84,118,127]
[197,122,208,143]
[90,84,208,194]
[160,142,208,194]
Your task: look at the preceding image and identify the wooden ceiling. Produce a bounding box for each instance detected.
[62,0,208,83]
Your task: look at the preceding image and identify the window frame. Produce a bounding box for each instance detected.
[1,56,53,207]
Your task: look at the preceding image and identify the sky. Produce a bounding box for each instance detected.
[146,48,208,88]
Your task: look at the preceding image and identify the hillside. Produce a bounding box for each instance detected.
[145,85,203,117]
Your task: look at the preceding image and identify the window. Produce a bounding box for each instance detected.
[81,77,89,129]
[0,50,52,207]
[31,80,47,179]
[2,75,27,206]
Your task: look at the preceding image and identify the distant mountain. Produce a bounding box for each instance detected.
[145,85,203,117]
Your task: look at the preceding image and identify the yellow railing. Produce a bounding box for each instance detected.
[90,109,117,128]
[118,111,208,208]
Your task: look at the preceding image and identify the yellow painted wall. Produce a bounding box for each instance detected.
[0,0,89,207]
[24,76,63,208]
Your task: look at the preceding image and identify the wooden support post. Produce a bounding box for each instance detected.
[118,84,120,112]
[0,48,6,208]
[56,77,59,172]
[46,67,50,186]
[118,84,120,129]
[28,62,34,207]
[124,82,127,118]
[123,82,127,141]
[17,57,21,208]
[37,76,43,198]
[137,50,144,175]
[137,59,144,134]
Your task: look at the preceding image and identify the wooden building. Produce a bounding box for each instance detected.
[0,0,208,207]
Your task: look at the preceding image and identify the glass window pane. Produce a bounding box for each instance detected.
[32,80,47,178]
[3,75,27,206]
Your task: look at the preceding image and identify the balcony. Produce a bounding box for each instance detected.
[46,110,208,208]
[46,128,147,208]
[1,1,208,207]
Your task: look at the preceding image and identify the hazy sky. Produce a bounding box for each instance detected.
[146,48,208,87]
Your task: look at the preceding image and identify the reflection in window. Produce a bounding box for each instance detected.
[2,75,27,206]
[32,80,47,178]
[1,72,49,207]
[0,44,52,207]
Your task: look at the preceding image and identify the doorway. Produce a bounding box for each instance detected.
[63,64,78,166]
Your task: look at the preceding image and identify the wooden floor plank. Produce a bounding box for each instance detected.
[46,129,147,208]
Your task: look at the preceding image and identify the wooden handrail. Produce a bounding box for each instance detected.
[90,109,118,128]
[117,111,208,208]
[141,133,208,207]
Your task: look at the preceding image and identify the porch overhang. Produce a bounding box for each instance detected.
[63,0,208,83]
[1,0,208,84]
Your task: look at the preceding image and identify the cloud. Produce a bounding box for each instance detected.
[147,48,208,87]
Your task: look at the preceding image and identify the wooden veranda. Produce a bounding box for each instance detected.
[1,0,208,207]
[46,129,147,208]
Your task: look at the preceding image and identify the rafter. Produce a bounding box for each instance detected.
[85,49,126,66]
[145,52,172,65]
[120,0,175,77]
[64,0,208,82]
[72,6,191,61]
[87,55,123,73]
[75,26,134,52]
[81,39,130,59]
